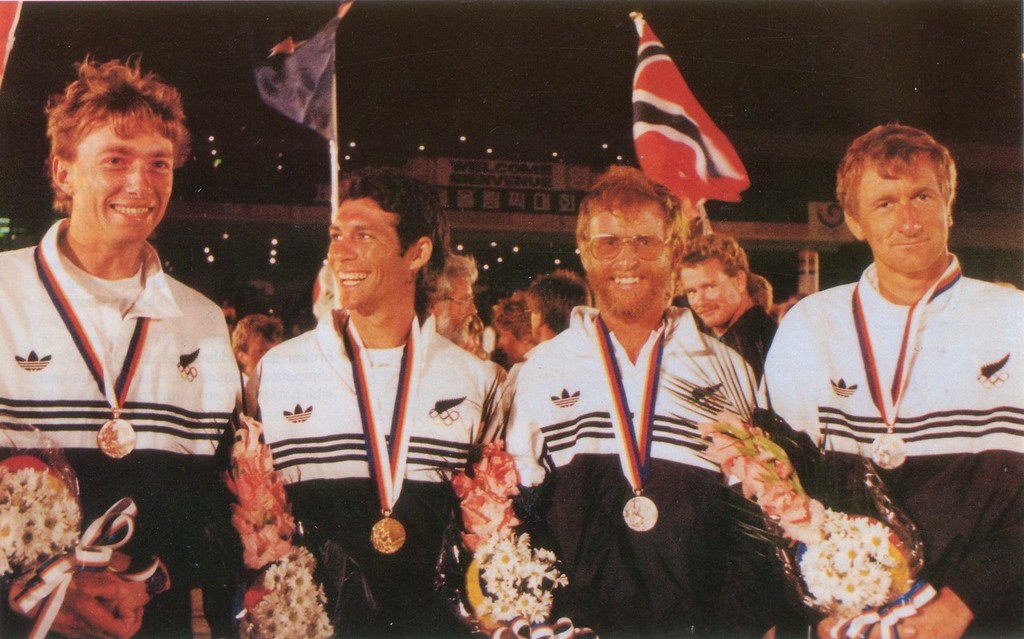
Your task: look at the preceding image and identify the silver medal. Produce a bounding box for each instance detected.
[623,495,659,532]
[871,433,906,469]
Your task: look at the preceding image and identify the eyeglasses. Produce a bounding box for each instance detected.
[444,295,476,307]
[588,234,668,261]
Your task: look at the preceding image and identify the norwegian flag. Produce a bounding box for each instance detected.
[0,1,21,91]
[631,12,749,204]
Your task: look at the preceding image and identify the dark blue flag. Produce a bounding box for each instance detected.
[254,3,351,140]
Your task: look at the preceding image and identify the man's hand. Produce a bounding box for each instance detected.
[817,587,974,639]
[8,553,152,639]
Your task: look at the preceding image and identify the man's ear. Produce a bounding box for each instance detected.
[405,237,433,271]
[52,157,74,196]
[735,269,749,292]
[844,209,866,241]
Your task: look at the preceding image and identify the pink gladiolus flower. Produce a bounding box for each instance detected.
[454,442,523,551]
[460,490,519,552]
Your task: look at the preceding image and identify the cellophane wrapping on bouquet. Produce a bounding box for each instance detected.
[0,419,170,638]
[0,421,81,578]
[227,415,333,639]
[437,441,587,639]
[699,409,937,638]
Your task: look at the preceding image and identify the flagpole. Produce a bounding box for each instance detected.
[329,70,340,216]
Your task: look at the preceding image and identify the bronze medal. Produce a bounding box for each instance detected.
[622,494,658,532]
[97,418,136,459]
[871,433,906,470]
[371,516,406,554]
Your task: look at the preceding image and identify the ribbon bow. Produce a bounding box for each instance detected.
[11,497,171,639]
[831,580,938,639]
[490,616,586,639]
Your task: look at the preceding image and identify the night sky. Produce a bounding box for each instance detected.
[0,1,1020,324]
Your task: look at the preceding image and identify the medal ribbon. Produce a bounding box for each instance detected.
[830,579,938,639]
[341,317,417,514]
[34,248,150,414]
[594,316,665,492]
[12,498,171,639]
[852,260,961,432]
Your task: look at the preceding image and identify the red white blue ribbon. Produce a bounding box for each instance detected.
[852,259,961,435]
[594,316,665,493]
[12,497,170,639]
[340,316,419,515]
[490,616,585,639]
[830,579,938,639]
[34,247,150,417]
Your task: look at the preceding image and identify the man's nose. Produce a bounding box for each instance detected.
[896,200,923,233]
[124,161,148,193]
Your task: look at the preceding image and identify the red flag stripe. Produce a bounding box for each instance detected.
[0,1,22,87]
[631,12,749,204]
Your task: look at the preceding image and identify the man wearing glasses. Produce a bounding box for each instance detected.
[505,166,778,636]
[424,253,486,358]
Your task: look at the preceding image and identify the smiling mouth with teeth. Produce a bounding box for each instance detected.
[111,204,152,216]
[337,273,368,286]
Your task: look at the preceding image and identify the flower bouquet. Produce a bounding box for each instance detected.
[439,441,582,638]
[227,415,333,639]
[699,411,937,638]
[0,420,168,638]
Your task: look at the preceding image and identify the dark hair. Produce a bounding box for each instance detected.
[338,167,451,314]
[526,269,592,335]
[46,56,191,213]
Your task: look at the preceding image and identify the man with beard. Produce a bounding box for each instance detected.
[505,166,778,637]
[425,253,486,358]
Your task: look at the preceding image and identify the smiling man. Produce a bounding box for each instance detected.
[0,58,239,637]
[249,167,503,635]
[505,166,778,636]
[766,124,1024,638]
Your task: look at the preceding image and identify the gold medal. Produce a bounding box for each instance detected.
[871,433,906,470]
[623,494,658,532]
[97,418,136,459]
[371,515,406,554]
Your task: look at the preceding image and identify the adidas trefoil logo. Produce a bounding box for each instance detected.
[830,378,858,398]
[978,353,1010,389]
[16,351,51,372]
[284,404,313,423]
[178,349,200,382]
[551,389,580,408]
[430,397,466,426]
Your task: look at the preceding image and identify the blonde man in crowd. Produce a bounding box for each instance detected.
[231,314,284,385]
